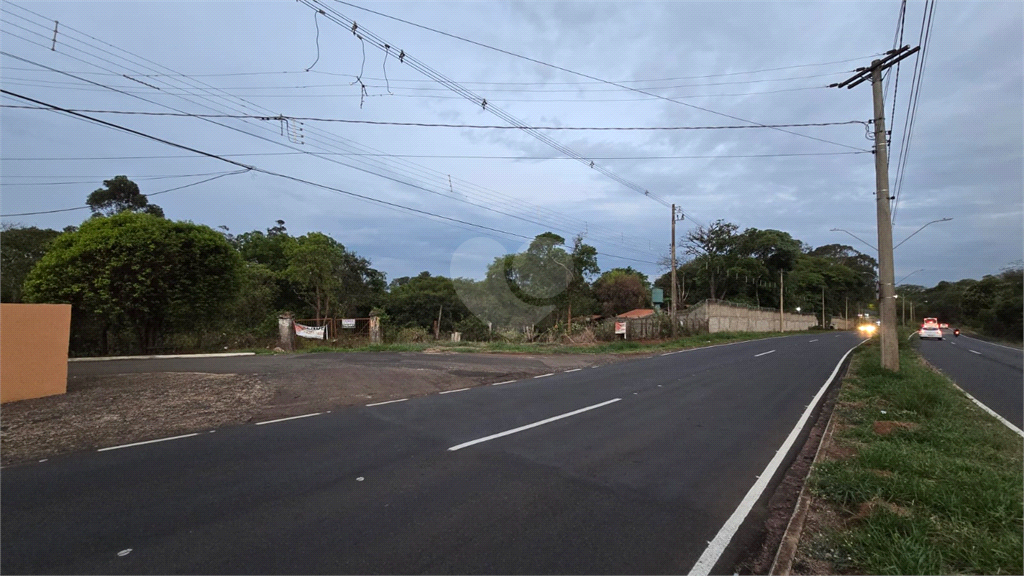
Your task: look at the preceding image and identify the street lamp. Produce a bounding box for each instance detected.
[830,218,952,253]
[896,268,925,285]
[894,218,953,249]
[829,228,877,252]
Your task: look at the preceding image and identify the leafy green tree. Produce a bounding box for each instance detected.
[0,223,61,302]
[384,271,473,333]
[23,212,241,354]
[283,232,385,321]
[86,175,164,218]
[594,268,652,316]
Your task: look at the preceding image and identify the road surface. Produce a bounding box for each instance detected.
[915,332,1023,431]
[2,333,862,574]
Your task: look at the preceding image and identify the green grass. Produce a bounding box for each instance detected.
[806,335,1024,575]
[279,329,828,356]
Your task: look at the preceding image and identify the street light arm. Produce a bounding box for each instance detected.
[894,218,952,250]
[829,228,877,252]
[896,268,925,285]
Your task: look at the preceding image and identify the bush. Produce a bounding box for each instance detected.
[396,326,430,343]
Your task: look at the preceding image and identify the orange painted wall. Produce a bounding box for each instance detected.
[1,303,71,404]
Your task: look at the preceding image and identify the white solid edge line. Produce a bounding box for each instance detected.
[969,350,982,355]
[439,387,470,395]
[366,398,408,407]
[448,398,622,452]
[255,412,323,425]
[565,368,582,373]
[70,352,256,362]
[98,432,200,452]
[754,350,776,357]
[687,340,866,576]
[492,380,516,386]
[534,373,554,379]
[809,339,819,342]
[950,381,1024,438]
[961,334,1022,352]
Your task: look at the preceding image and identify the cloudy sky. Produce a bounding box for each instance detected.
[2,0,1021,288]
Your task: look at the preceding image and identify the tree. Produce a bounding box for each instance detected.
[283,232,386,321]
[684,219,743,300]
[86,175,164,218]
[384,271,473,333]
[594,268,652,317]
[0,223,61,302]
[23,212,241,354]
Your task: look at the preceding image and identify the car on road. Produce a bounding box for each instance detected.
[940,323,949,329]
[919,325,944,340]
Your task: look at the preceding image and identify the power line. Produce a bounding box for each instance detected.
[886,0,908,169]
[320,0,873,153]
[0,7,667,257]
[1,170,251,217]
[0,69,854,93]
[301,2,681,209]
[0,76,831,102]
[0,170,243,185]
[891,0,935,225]
[0,46,659,258]
[1,151,872,162]
[0,54,882,85]
[0,105,868,131]
[0,89,665,266]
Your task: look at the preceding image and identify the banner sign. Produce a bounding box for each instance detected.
[295,323,326,340]
[341,319,356,329]
[614,321,627,335]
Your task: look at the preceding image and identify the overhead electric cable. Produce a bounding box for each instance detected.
[1,170,252,217]
[1,150,872,162]
[1,89,662,265]
[0,53,883,84]
[891,0,935,225]
[320,0,873,153]
[302,0,679,209]
[1,5,666,256]
[0,105,868,131]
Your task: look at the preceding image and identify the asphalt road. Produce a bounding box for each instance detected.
[915,332,1023,430]
[2,333,862,575]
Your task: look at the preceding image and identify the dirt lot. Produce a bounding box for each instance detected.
[0,350,635,465]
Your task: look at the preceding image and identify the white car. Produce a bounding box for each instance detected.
[919,326,943,340]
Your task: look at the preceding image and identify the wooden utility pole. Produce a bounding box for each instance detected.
[845,296,849,330]
[831,45,919,371]
[670,205,683,338]
[779,270,784,332]
[821,286,826,329]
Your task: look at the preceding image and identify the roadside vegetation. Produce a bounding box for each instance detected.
[2,176,882,357]
[793,334,1023,575]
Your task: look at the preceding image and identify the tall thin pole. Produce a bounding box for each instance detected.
[670,204,678,338]
[872,63,899,370]
[821,286,826,328]
[845,296,849,330]
[833,45,919,370]
[779,270,784,332]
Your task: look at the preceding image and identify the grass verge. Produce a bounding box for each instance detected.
[796,335,1023,575]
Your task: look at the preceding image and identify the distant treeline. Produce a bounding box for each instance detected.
[9,176,1014,354]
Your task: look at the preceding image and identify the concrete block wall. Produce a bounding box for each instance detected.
[680,300,817,334]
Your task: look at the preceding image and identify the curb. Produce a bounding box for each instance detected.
[69,352,256,362]
[769,404,840,576]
